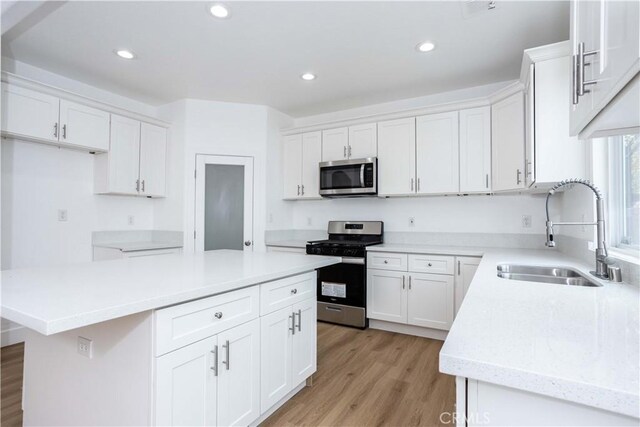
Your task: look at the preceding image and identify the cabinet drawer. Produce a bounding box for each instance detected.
[367,252,408,271]
[155,286,259,356]
[260,272,316,316]
[408,254,454,275]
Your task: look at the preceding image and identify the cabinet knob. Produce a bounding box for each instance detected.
[214,312,223,319]
[244,240,252,247]
[384,260,388,264]
[428,263,432,267]
[291,288,298,294]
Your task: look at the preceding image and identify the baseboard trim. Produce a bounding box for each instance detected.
[1,325,26,347]
[369,319,448,341]
[251,380,307,426]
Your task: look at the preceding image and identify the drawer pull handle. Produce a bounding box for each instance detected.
[214,312,223,319]
[291,288,298,294]
[326,306,342,312]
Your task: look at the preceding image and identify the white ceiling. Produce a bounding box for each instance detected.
[1,1,569,117]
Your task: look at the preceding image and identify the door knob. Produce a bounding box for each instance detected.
[244,240,252,246]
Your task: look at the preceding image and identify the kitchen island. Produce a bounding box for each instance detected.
[1,250,340,426]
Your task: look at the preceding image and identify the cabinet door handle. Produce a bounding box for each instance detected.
[62,124,67,139]
[136,179,140,192]
[301,184,305,196]
[53,123,58,138]
[141,180,145,192]
[458,260,461,275]
[577,42,598,97]
[222,340,230,370]
[297,185,300,196]
[344,146,347,158]
[402,275,406,290]
[410,178,414,192]
[417,178,421,192]
[572,53,580,105]
[348,145,352,158]
[296,309,302,332]
[516,169,522,185]
[289,314,296,335]
[210,346,218,376]
[408,275,412,290]
[485,174,489,189]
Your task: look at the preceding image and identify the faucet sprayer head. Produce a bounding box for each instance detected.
[545,221,556,247]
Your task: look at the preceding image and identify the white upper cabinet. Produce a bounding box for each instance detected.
[459,107,491,193]
[59,99,110,152]
[282,132,322,200]
[282,134,303,199]
[570,0,640,137]
[348,123,377,159]
[377,117,416,196]
[524,64,536,188]
[321,127,349,161]
[532,55,585,186]
[301,131,322,198]
[416,111,459,194]
[139,123,167,197]
[1,83,60,143]
[491,92,525,192]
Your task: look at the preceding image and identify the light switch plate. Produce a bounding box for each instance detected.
[58,209,68,222]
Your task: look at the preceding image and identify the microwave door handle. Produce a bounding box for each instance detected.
[360,164,366,188]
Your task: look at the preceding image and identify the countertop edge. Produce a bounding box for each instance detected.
[439,352,639,418]
[5,257,340,336]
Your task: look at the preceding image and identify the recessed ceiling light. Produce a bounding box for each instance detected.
[301,73,316,81]
[114,49,136,60]
[416,41,436,53]
[209,3,230,19]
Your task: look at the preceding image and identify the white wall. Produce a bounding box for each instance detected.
[289,193,551,234]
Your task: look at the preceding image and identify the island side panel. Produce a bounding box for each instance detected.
[23,311,154,426]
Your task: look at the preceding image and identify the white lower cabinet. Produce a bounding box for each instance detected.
[367,252,478,333]
[155,272,317,426]
[407,273,454,330]
[260,297,316,413]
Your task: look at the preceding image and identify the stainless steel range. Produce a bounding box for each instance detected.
[306,221,383,329]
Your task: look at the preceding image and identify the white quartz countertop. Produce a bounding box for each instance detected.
[265,240,308,249]
[439,248,639,418]
[367,243,486,256]
[93,241,183,252]
[1,250,340,336]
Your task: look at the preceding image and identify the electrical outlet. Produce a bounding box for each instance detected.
[268,213,274,224]
[521,215,532,229]
[306,217,312,226]
[58,209,68,222]
[77,336,92,359]
[409,217,415,227]
[128,215,135,226]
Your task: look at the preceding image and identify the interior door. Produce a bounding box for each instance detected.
[155,336,217,427]
[217,319,261,427]
[195,155,253,252]
[139,123,167,197]
[109,114,141,195]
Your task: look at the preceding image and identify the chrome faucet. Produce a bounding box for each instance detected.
[545,179,609,279]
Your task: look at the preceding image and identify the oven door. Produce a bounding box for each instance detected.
[316,260,365,307]
[319,158,377,196]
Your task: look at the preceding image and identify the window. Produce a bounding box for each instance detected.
[608,134,639,255]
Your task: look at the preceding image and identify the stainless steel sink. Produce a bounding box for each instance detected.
[497,264,602,287]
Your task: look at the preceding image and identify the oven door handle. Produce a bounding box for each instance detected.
[341,257,365,265]
[360,164,366,188]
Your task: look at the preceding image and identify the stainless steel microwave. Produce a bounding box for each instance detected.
[319,158,377,197]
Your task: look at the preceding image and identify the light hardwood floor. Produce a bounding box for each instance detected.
[0,324,454,427]
[1,342,24,427]
[262,322,455,427]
